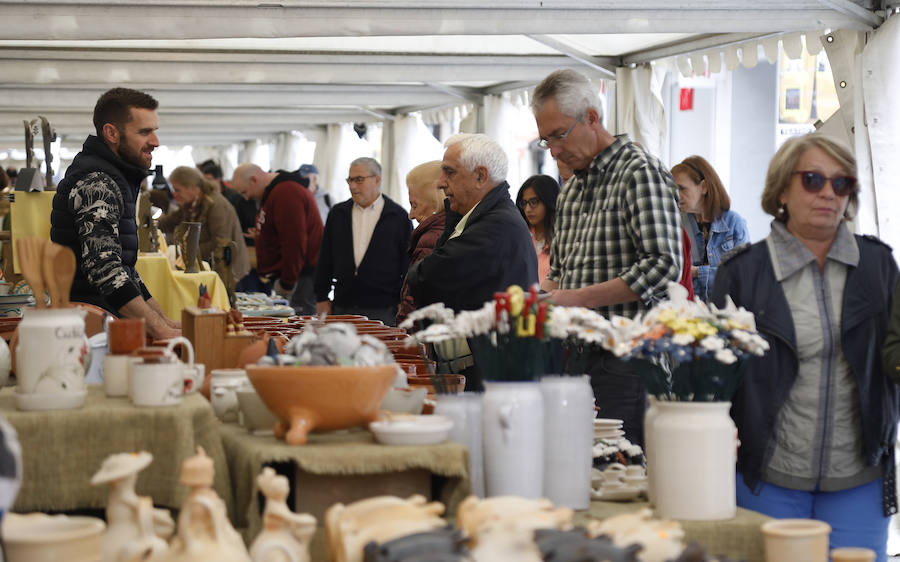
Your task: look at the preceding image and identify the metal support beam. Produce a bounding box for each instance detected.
[424,82,483,104]
[817,0,883,28]
[622,32,783,65]
[525,35,618,79]
[355,106,396,121]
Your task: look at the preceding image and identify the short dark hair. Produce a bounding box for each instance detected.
[93,88,158,136]
[198,159,224,180]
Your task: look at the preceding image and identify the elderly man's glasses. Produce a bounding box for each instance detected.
[518,197,541,210]
[537,111,585,149]
[793,171,857,197]
[346,175,375,185]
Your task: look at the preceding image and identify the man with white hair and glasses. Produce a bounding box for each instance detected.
[407,133,538,389]
[532,69,683,445]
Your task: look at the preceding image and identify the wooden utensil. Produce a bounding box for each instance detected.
[15,237,47,308]
[42,242,61,308]
[55,246,76,308]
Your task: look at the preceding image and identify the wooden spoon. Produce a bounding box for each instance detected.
[42,242,61,308]
[54,245,76,309]
[15,237,47,308]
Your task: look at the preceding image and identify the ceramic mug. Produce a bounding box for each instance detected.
[107,318,146,355]
[761,519,831,562]
[130,337,195,407]
[209,368,249,422]
[830,547,876,562]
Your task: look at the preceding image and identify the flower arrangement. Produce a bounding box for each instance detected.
[401,282,768,398]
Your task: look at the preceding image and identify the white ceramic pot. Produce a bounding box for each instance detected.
[644,396,659,507]
[540,375,594,510]
[15,307,88,395]
[131,338,194,407]
[210,368,249,422]
[434,392,485,498]
[482,381,543,498]
[2,512,105,562]
[651,401,737,520]
[103,354,131,397]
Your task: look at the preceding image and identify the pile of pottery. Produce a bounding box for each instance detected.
[590,418,647,502]
[1,447,318,562]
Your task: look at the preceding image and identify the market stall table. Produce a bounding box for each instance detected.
[136,252,229,319]
[576,500,771,562]
[1,385,233,519]
[219,422,471,560]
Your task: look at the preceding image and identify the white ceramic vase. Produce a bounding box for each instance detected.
[434,392,484,498]
[482,381,543,498]
[651,401,737,520]
[540,375,593,509]
[644,396,659,507]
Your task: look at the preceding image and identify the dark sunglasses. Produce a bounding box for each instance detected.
[793,171,857,196]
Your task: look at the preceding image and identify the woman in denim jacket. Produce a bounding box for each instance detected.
[672,156,749,301]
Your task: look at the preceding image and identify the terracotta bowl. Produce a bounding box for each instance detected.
[246,364,397,445]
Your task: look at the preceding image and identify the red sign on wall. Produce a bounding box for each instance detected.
[679,88,694,111]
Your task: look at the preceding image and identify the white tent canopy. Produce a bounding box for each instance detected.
[0,0,885,150]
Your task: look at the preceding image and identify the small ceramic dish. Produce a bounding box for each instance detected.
[369,414,453,446]
[591,485,642,502]
[15,389,88,411]
[2,513,105,561]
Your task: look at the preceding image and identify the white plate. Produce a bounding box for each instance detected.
[594,418,624,427]
[370,414,453,446]
[0,294,34,305]
[15,389,88,411]
[591,485,643,502]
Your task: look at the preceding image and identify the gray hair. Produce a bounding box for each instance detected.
[350,157,382,177]
[531,69,603,123]
[444,133,508,184]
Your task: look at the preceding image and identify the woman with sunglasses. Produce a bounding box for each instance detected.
[515,175,560,286]
[711,134,899,560]
[671,155,749,302]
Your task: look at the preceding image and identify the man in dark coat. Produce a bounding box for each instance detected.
[407,133,538,389]
[50,87,180,339]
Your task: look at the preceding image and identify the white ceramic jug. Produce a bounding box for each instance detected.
[482,381,543,498]
[16,307,88,395]
[540,375,594,509]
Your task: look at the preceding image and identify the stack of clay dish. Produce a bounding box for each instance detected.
[246,364,396,445]
[594,418,625,440]
[2,512,105,561]
[370,414,453,446]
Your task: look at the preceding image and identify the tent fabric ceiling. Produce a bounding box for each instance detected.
[0,0,884,151]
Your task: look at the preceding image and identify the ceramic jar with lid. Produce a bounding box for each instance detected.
[16,307,88,395]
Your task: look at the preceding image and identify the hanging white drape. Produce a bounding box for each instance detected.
[316,123,374,206]
[862,14,900,257]
[271,132,303,171]
[615,63,668,158]
[239,139,271,171]
[190,144,239,179]
[388,113,445,211]
[482,93,538,194]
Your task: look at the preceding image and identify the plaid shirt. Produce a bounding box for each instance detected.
[548,136,683,319]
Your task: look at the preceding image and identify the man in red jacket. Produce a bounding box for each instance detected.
[232,163,324,314]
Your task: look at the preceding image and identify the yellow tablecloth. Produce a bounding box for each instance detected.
[3,385,233,518]
[136,252,229,319]
[9,191,55,274]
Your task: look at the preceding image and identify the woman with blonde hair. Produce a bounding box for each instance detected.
[712,134,899,560]
[671,155,749,302]
[158,166,250,283]
[396,160,446,325]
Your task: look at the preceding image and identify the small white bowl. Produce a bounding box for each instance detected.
[369,414,453,446]
[2,513,105,561]
[379,387,427,415]
[15,389,88,411]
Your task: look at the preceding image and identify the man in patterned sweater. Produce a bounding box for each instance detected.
[50,88,181,339]
[532,70,683,445]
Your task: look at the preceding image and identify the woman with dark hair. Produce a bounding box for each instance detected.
[672,155,749,302]
[516,174,559,286]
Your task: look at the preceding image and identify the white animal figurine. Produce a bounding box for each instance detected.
[90,451,172,562]
[587,508,685,562]
[249,467,316,562]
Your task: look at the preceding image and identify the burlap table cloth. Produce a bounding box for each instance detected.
[575,501,771,562]
[219,422,471,541]
[2,385,233,518]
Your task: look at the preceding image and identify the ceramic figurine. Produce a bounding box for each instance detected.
[249,467,316,562]
[325,495,446,562]
[90,451,173,562]
[157,446,250,562]
[455,495,560,546]
[586,508,684,562]
[468,505,574,562]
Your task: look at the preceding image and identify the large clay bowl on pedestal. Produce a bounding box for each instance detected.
[246,364,397,445]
